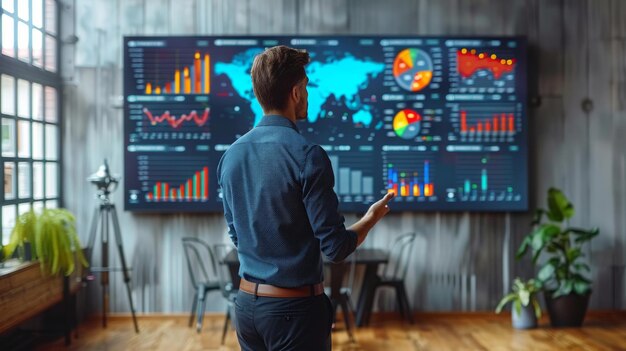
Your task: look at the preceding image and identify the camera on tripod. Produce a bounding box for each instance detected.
[87,159,120,200]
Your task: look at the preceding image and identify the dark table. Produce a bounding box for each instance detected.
[223,248,388,327]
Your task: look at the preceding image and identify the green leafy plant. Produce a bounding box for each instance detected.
[496,278,542,318]
[4,208,88,276]
[516,188,599,298]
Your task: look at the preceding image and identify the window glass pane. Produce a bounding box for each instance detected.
[44,86,56,122]
[2,0,14,13]
[44,0,56,34]
[32,29,43,68]
[45,161,57,197]
[44,34,56,72]
[2,118,15,157]
[2,205,16,246]
[33,201,44,212]
[17,20,29,62]
[45,124,56,160]
[32,0,43,28]
[33,161,43,198]
[32,122,43,159]
[45,199,57,208]
[18,203,31,217]
[17,0,29,21]
[4,162,15,199]
[1,74,15,115]
[17,79,29,118]
[18,161,30,198]
[1,14,15,57]
[17,120,29,157]
[32,83,43,120]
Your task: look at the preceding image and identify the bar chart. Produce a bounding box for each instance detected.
[381,149,438,202]
[127,44,211,95]
[445,153,523,203]
[328,152,377,205]
[131,154,211,204]
[447,102,523,143]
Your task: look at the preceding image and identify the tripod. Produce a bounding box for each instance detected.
[86,189,139,333]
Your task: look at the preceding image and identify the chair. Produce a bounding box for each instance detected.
[372,232,417,324]
[181,237,221,333]
[212,243,238,345]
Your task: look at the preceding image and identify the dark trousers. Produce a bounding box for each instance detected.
[234,290,333,351]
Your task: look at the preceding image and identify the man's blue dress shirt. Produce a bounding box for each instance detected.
[217,115,358,288]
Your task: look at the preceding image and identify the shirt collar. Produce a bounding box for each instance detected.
[256,115,300,132]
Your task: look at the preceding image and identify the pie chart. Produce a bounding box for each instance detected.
[393,48,433,92]
[393,109,422,139]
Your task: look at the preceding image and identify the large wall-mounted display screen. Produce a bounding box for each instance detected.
[123,36,527,212]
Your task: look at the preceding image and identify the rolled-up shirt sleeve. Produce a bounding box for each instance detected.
[301,145,357,263]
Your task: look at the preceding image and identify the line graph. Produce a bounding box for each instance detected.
[143,107,210,129]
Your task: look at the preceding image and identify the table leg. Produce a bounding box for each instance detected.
[356,263,378,327]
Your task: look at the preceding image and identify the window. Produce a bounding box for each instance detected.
[0,0,61,246]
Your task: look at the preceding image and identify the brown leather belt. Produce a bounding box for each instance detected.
[239,278,324,298]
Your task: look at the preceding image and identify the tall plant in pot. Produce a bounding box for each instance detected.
[516,188,598,327]
[4,208,88,276]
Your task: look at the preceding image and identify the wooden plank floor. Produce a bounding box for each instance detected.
[34,312,626,351]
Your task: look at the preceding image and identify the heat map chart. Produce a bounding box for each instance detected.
[446,40,520,94]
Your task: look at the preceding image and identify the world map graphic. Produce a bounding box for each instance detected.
[214,48,385,127]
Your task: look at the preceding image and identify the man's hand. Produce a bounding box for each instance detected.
[349,192,395,246]
[364,192,395,223]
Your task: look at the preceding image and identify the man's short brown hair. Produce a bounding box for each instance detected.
[250,46,310,112]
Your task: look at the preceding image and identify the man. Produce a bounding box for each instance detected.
[217,45,394,351]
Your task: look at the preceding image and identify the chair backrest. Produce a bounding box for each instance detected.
[383,232,418,281]
[181,237,218,287]
[212,243,237,298]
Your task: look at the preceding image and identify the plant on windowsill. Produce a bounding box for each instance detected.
[4,208,88,276]
[516,187,599,327]
[496,277,542,329]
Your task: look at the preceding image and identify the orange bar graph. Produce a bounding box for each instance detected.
[424,184,434,197]
[143,51,211,95]
[175,70,181,94]
[486,121,491,132]
[493,115,499,132]
[195,172,201,198]
[187,179,192,199]
[203,167,209,199]
[204,54,210,94]
[477,122,483,133]
[413,184,420,196]
[184,67,191,94]
[508,114,514,132]
[500,114,506,133]
[194,52,201,93]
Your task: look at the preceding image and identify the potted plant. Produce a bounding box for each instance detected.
[4,208,88,276]
[496,278,542,329]
[516,187,598,327]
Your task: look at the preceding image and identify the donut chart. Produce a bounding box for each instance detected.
[393,109,422,139]
[393,48,434,92]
